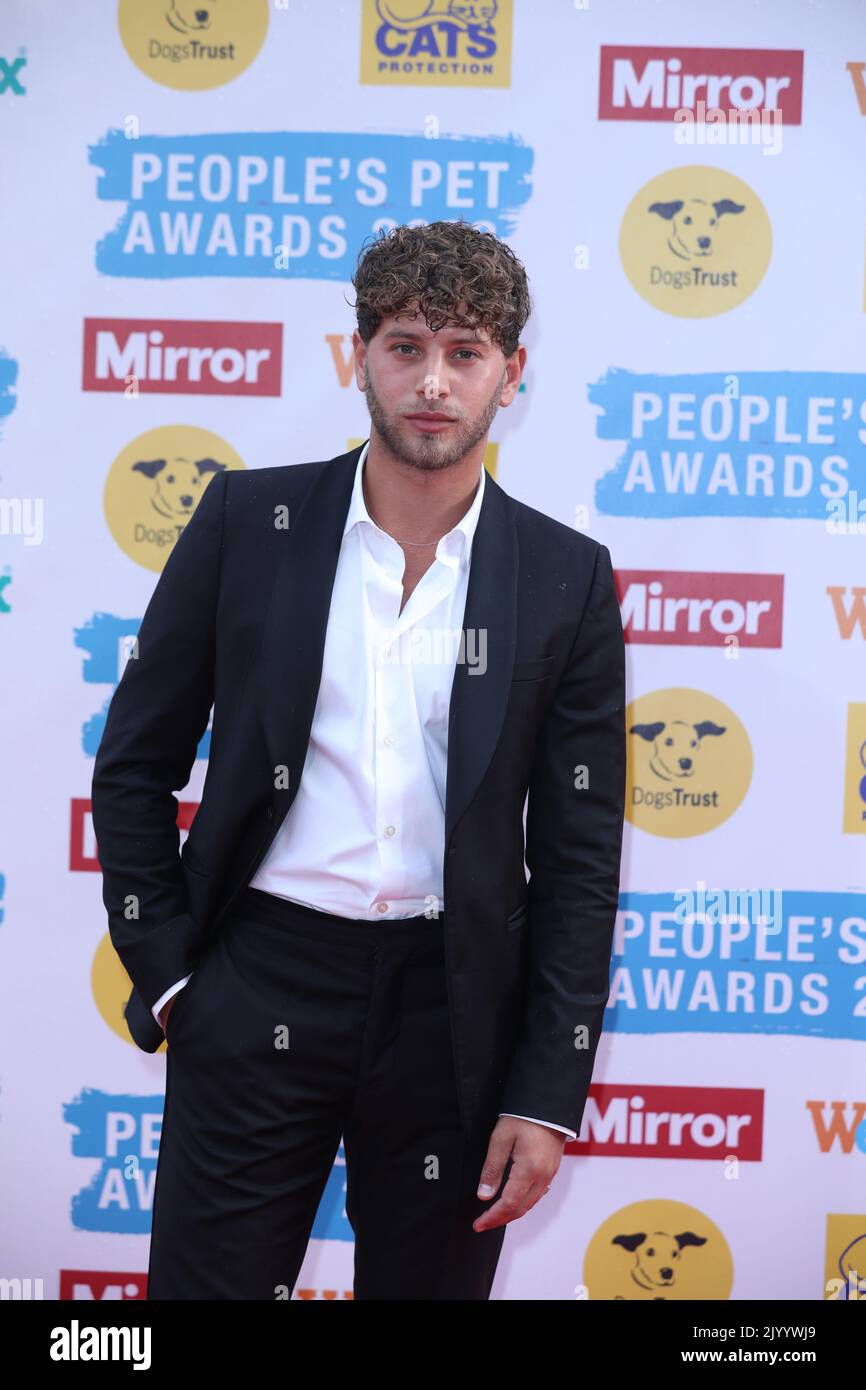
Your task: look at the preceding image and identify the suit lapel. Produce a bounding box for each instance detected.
[258,441,518,855]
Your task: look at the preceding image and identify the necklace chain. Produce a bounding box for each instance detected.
[366,507,441,547]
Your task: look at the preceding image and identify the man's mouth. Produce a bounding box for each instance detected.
[404,412,457,433]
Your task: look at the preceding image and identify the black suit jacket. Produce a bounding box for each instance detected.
[91,441,626,1150]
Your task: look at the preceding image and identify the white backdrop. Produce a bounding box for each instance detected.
[2,0,865,1302]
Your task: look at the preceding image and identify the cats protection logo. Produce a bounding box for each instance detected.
[117,0,269,91]
[620,165,771,317]
[582,1199,734,1300]
[360,0,513,88]
[626,687,752,837]
[104,425,244,572]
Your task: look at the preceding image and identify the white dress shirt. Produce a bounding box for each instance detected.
[152,441,576,1141]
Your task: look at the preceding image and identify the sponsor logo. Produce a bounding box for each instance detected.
[807,1100,866,1155]
[360,0,513,88]
[82,318,282,396]
[619,166,771,316]
[0,50,26,97]
[616,569,783,647]
[828,586,866,639]
[626,688,752,836]
[842,704,866,834]
[117,0,268,91]
[599,45,804,123]
[824,1216,866,1300]
[102,425,244,572]
[59,1271,147,1300]
[582,1199,733,1301]
[572,1084,763,1160]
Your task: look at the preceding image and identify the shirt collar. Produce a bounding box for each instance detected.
[342,438,486,568]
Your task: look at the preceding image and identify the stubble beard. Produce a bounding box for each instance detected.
[363,360,506,473]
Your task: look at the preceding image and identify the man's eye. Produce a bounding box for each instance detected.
[394,344,417,355]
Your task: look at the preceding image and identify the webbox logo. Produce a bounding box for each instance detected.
[599,46,804,123]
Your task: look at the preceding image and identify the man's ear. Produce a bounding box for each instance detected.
[352,331,367,389]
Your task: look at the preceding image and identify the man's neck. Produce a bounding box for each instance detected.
[361,434,485,546]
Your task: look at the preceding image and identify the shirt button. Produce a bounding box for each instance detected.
[376,902,389,913]
[384,824,396,837]
[384,734,395,746]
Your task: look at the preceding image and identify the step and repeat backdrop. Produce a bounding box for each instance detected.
[1,0,865,1302]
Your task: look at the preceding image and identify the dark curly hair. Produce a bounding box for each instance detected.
[350,220,531,360]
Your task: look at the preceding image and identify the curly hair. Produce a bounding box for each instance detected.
[350,220,531,359]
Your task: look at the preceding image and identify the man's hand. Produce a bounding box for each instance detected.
[158,997,176,1033]
[473,1115,567,1232]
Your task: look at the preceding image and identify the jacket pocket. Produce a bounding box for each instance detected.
[511,654,555,683]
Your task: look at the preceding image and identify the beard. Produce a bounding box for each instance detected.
[362,359,506,472]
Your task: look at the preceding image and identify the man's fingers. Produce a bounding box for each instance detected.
[476,1135,514,1198]
[473,1163,541,1233]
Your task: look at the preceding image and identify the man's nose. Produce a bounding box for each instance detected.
[417,361,450,400]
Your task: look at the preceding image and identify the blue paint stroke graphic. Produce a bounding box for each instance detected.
[606,890,866,1039]
[591,369,866,517]
[65,1089,163,1234]
[89,129,533,279]
[0,351,19,437]
[75,611,210,759]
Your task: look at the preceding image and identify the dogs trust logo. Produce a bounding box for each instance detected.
[117,0,269,91]
[582,1199,734,1301]
[625,688,752,837]
[360,0,513,88]
[103,425,244,572]
[619,166,771,317]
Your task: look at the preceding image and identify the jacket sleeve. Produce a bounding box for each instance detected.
[497,542,626,1136]
[90,469,227,1015]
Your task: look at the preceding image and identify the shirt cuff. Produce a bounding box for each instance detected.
[151,975,193,1026]
[498,1112,577,1141]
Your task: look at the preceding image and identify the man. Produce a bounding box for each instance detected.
[91,219,626,1301]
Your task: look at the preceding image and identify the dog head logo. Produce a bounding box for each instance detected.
[132,455,226,522]
[626,688,752,837]
[620,165,771,316]
[118,0,269,91]
[584,1199,733,1300]
[104,425,244,572]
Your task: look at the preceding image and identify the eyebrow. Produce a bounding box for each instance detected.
[381,328,490,346]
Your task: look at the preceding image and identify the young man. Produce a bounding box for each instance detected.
[91,220,626,1300]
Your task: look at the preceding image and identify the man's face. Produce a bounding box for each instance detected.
[353,306,523,472]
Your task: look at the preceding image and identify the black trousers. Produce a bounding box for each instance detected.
[147,885,508,1300]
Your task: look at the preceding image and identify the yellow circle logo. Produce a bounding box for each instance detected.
[583,1198,733,1300]
[92,932,166,1052]
[104,425,244,573]
[620,165,771,317]
[626,687,752,837]
[117,0,269,91]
